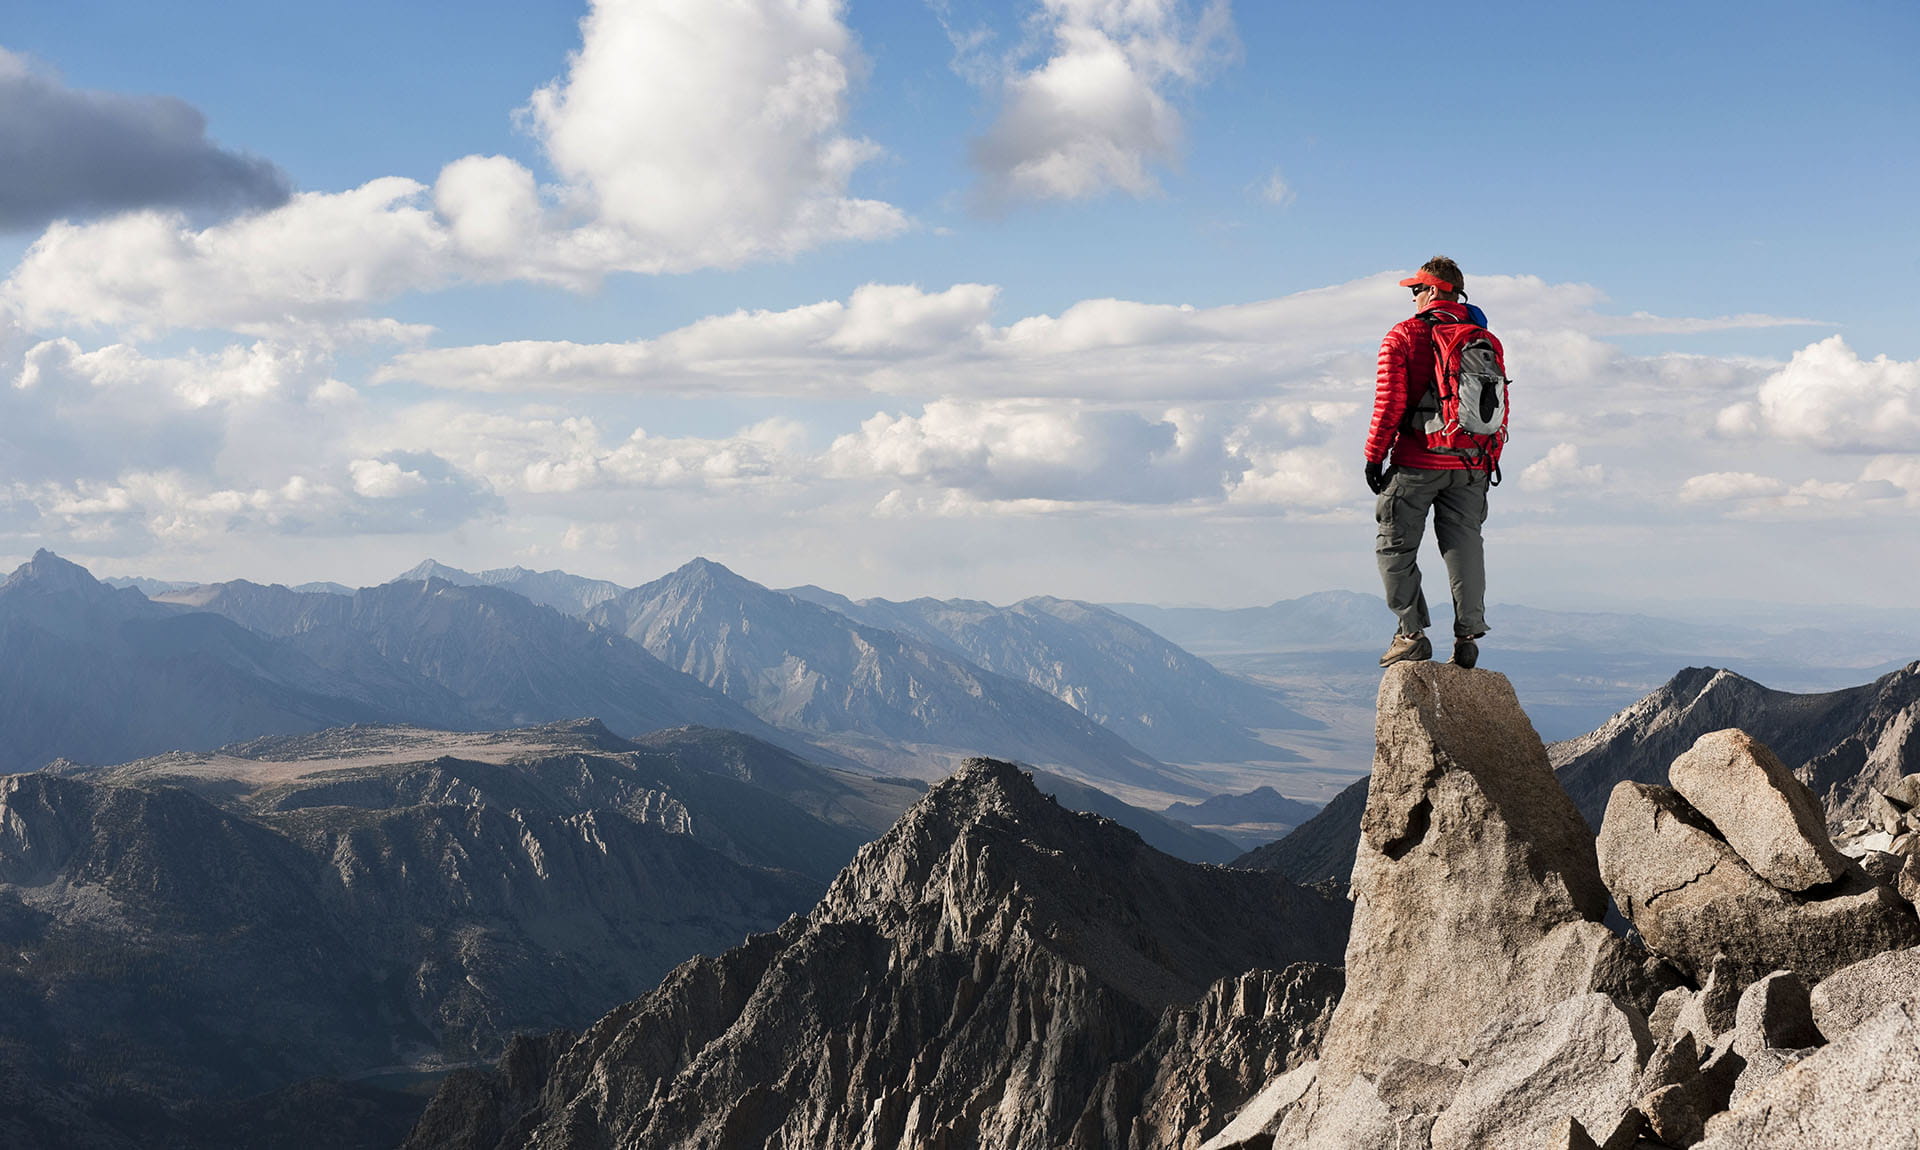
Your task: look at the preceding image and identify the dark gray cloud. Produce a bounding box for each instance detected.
[0,50,291,232]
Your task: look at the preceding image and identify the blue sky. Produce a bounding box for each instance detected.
[1,0,1916,611]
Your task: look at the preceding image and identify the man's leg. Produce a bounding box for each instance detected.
[1375,468,1442,637]
[1432,469,1491,639]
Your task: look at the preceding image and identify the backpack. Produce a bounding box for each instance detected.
[1402,312,1510,484]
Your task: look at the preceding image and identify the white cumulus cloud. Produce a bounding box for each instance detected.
[1520,443,1604,492]
[2,0,906,337]
[1715,336,1920,452]
[826,398,1236,503]
[20,451,496,548]
[517,0,904,269]
[972,0,1232,202]
[363,405,810,497]
[1678,471,1790,502]
[4,179,451,336]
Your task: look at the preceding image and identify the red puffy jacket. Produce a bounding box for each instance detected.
[1363,300,1507,470]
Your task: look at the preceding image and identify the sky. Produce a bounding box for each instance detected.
[1,0,1916,611]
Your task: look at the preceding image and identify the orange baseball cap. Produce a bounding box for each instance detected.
[1398,271,1458,292]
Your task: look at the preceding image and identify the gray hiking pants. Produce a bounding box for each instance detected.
[1375,466,1490,640]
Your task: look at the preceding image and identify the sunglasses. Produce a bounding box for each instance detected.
[1409,284,1433,296]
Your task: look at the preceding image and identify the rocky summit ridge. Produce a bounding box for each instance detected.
[413,660,1920,1150]
[405,758,1351,1150]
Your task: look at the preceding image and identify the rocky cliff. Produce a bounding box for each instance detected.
[406,758,1351,1150]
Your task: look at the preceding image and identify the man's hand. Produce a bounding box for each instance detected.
[1365,461,1388,495]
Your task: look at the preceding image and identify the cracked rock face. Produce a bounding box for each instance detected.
[1314,664,1625,1092]
[1597,778,1919,986]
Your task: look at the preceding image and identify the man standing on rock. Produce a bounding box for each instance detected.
[1364,256,1507,669]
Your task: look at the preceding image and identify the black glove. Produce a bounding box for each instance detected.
[1365,461,1388,495]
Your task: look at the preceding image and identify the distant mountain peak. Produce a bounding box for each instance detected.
[1,552,150,613]
[675,555,740,580]
[6,549,104,591]
[392,559,477,585]
[655,556,763,597]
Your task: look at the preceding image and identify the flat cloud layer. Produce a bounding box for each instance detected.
[374,274,1809,402]
[0,49,290,233]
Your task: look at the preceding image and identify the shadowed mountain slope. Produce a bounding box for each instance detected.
[405,759,1350,1150]
[157,576,793,748]
[785,586,1318,765]
[391,560,627,617]
[0,552,398,771]
[587,558,1196,794]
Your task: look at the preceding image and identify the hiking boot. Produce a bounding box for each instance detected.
[1379,632,1432,667]
[1452,637,1480,669]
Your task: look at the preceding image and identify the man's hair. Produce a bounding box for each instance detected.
[1420,256,1466,300]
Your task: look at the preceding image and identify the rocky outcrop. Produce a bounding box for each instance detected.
[1209,664,1655,1149]
[1313,663,1626,1090]
[407,759,1351,1150]
[1595,731,1919,986]
[1695,997,1920,1148]
[1426,993,1649,1150]
[1205,669,1920,1149]
[1252,662,1920,899]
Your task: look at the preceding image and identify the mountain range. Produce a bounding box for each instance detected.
[0,553,1199,805]
[781,585,1320,764]
[380,556,1328,790]
[3,719,914,1147]
[153,574,787,746]
[579,558,1198,796]
[2,569,1914,1147]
